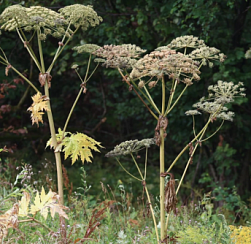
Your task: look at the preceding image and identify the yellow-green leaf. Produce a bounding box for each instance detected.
[62,132,103,164]
[46,129,103,165]
[18,191,30,217]
[30,187,68,220]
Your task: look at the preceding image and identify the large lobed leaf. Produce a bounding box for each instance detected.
[47,128,103,164]
[19,187,69,220]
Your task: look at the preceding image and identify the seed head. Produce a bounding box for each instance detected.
[188,46,226,66]
[58,4,102,31]
[188,80,245,122]
[208,80,245,104]
[217,111,235,122]
[130,50,200,83]
[185,110,201,116]
[105,138,155,157]
[91,44,146,69]
[0,4,102,40]
[138,80,145,88]
[156,35,206,50]
[73,44,101,54]
[0,5,66,39]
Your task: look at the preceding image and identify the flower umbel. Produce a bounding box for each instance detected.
[208,80,245,104]
[186,80,245,122]
[105,138,156,157]
[0,5,66,39]
[58,4,102,30]
[130,50,200,83]
[92,44,146,69]
[157,35,206,50]
[72,44,101,54]
[188,46,226,67]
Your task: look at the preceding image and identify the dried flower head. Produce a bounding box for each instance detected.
[130,50,200,83]
[208,80,245,104]
[105,138,155,157]
[148,81,158,89]
[58,4,102,30]
[193,100,228,115]
[189,80,244,122]
[91,44,146,69]
[188,46,226,67]
[138,80,145,88]
[157,35,206,50]
[94,44,146,59]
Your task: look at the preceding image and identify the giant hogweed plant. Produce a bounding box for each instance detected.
[75,36,246,242]
[0,4,103,205]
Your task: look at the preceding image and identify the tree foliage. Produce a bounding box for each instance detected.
[0,0,251,204]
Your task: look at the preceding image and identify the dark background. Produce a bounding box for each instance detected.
[0,0,251,209]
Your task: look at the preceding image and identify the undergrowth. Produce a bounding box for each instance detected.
[1,159,251,243]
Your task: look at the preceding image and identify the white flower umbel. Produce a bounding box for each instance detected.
[208,80,245,104]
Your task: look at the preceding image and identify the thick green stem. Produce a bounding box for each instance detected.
[44,82,64,204]
[160,127,165,240]
[160,76,166,240]
[37,34,64,204]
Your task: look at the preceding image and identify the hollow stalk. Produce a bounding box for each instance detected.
[37,30,64,204]
[160,76,166,240]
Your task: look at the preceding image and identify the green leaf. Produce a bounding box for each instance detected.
[47,129,103,164]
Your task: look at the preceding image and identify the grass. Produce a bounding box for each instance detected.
[0,158,251,243]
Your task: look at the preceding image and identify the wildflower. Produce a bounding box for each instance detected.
[130,50,200,82]
[58,4,102,30]
[105,138,156,157]
[185,110,202,116]
[0,5,65,39]
[188,46,226,66]
[156,35,206,50]
[208,80,246,104]
[216,111,234,122]
[0,4,102,40]
[91,44,146,69]
[72,44,101,54]
[187,80,245,122]
[193,101,228,115]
